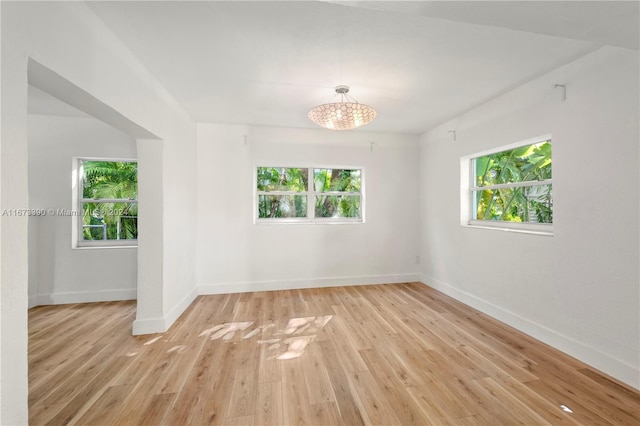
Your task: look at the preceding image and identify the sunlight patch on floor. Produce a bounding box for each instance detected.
[143,335,163,345]
[560,404,574,413]
[199,315,333,360]
[199,321,254,340]
[168,345,187,354]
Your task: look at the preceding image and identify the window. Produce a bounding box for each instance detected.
[462,136,552,234]
[76,159,138,246]
[256,167,363,223]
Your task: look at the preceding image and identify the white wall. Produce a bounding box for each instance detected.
[419,46,639,388]
[28,114,137,307]
[197,124,421,293]
[1,2,197,422]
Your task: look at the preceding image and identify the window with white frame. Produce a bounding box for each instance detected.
[77,159,138,246]
[256,167,363,223]
[462,137,552,233]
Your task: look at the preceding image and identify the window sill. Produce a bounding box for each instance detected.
[255,219,364,225]
[463,221,553,236]
[73,244,138,250]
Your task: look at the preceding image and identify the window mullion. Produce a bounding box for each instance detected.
[307,168,314,219]
[256,191,303,196]
[470,178,552,191]
[320,191,360,195]
[81,198,137,203]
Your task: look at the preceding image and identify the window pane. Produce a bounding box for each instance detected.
[257,167,308,192]
[82,202,138,240]
[474,141,551,187]
[315,195,361,218]
[258,195,307,218]
[82,161,138,199]
[474,184,552,223]
[314,169,361,192]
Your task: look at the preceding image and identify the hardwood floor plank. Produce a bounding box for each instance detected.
[525,378,617,425]
[317,339,366,426]
[346,369,403,426]
[525,360,639,424]
[577,367,640,405]
[281,358,314,425]
[225,338,260,419]
[221,415,254,426]
[310,401,343,426]
[29,283,640,426]
[167,339,234,425]
[489,375,582,425]
[331,304,373,351]
[73,383,135,426]
[472,377,552,425]
[321,312,369,371]
[29,342,107,407]
[406,383,463,425]
[255,381,283,426]
[42,355,131,426]
[359,348,433,425]
[135,392,177,426]
[368,337,427,388]
[301,340,337,405]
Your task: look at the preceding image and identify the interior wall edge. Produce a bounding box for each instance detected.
[418,276,640,390]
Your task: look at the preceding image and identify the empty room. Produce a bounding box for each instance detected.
[1,1,639,425]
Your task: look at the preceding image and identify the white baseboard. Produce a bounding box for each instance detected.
[132,285,198,335]
[131,316,166,335]
[198,273,422,295]
[419,275,640,390]
[30,288,136,307]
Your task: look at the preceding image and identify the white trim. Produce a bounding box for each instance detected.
[74,157,138,247]
[132,285,198,335]
[29,288,136,307]
[198,273,421,295]
[465,221,553,236]
[132,317,167,336]
[76,239,138,248]
[419,276,639,390]
[72,245,138,250]
[460,135,553,232]
[256,217,363,226]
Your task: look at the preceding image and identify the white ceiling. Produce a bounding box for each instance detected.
[49,1,637,134]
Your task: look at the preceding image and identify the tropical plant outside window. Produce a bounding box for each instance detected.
[471,140,552,224]
[256,167,362,222]
[79,159,138,245]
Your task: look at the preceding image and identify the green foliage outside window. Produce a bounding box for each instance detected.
[314,169,361,218]
[474,141,552,223]
[257,167,308,192]
[257,168,308,218]
[81,160,138,240]
[256,167,361,220]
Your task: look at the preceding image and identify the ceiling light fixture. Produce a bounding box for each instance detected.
[308,85,376,130]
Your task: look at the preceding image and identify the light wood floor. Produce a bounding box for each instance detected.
[29,283,639,425]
